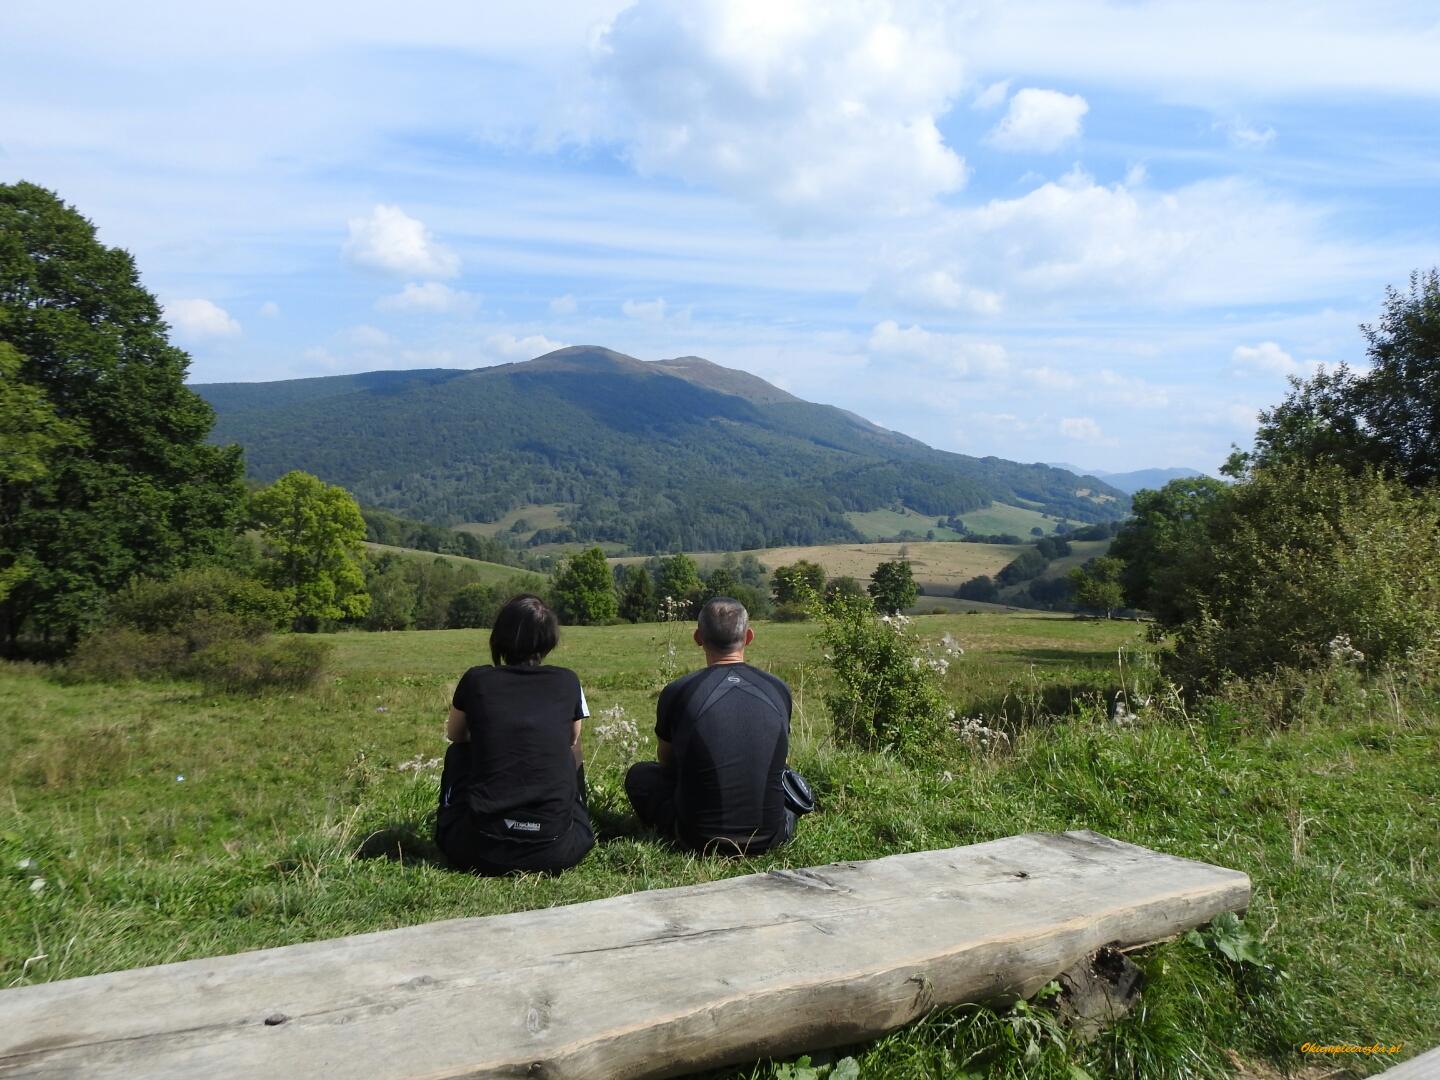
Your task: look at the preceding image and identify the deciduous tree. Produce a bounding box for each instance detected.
[0,183,245,651]
[867,559,918,615]
[251,471,369,631]
[552,546,618,625]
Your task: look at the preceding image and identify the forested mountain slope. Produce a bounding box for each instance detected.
[198,347,1126,553]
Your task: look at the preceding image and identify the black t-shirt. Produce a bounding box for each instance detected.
[656,662,791,850]
[451,664,589,841]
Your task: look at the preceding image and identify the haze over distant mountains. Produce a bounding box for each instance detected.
[197,347,1129,553]
[1047,464,1209,496]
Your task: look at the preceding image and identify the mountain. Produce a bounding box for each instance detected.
[1045,464,1209,495]
[197,347,1129,554]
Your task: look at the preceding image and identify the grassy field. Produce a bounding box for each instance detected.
[2,615,1436,1077]
[614,541,1023,595]
[845,507,966,541]
[455,503,570,544]
[955,502,1060,537]
[362,542,544,587]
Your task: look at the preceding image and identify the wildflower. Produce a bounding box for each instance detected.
[29,878,46,894]
[17,858,34,871]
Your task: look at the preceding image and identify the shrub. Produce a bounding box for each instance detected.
[65,627,188,683]
[1171,464,1440,686]
[817,591,954,755]
[184,636,332,694]
[108,567,287,640]
[772,601,812,623]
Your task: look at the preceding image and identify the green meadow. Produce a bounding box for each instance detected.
[2,614,1436,1078]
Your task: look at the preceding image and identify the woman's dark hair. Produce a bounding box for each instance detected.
[490,594,559,667]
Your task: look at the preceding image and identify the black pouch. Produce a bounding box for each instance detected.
[781,767,816,815]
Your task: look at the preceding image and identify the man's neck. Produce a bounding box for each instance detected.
[704,651,746,667]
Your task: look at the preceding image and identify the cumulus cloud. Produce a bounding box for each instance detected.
[1060,416,1106,442]
[165,298,241,339]
[376,281,477,314]
[971,79,1010,110]
[484,333,569,361]
[591,0,968,226]
[548,293,578,315]
[1233,341,1301,376]
[258,300,280,318]
[622,297,668,321]
[986,88,1089,152]
[878,269,1003,315]
[343,205,460,278]
[867,320,1008,377]
[875,168,1382,314]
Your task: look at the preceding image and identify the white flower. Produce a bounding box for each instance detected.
[29,878,46,894]
[16,858,33,871]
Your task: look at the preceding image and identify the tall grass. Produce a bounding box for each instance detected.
[2,614,1435,1077]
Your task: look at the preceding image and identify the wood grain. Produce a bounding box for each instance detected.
[0,830,1250,1080]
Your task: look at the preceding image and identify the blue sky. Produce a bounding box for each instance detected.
[4,0,1438,473]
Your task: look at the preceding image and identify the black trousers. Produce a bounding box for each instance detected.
[436,743,595,876]
[624,761,796,855]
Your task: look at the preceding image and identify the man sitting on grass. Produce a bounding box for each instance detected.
[625,597,797,855]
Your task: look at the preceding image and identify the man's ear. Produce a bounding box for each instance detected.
[743,626,755,647]
[693,627,705,648]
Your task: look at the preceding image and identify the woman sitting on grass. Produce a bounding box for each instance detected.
[436,594,595,875]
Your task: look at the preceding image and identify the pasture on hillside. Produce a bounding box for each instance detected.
[614,540,1022,597]
[361,542,545,587]
[2,613,1436,1077]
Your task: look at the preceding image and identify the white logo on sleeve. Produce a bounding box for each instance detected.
[504,819,542,833]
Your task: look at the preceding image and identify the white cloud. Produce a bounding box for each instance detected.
[342,324,392,348]
[376,281,478,314]
[165,298,241,339]
[1233,341,1301,377]
[484,333,569,361]
[876,168,1396,313]
[1022,365,1079,390]
[343,205,460,278]
[878,270,1003,315]
[590,0,968,225]
[867,321,1008,377]
[971,79,1010,110]
[1220,118,1277,149]
[986,88,1089,152]
[622,297,668,321]
[1095,369,1169,408]
[549,293,578,315]
[258,300,280,318]
[1060,416,1106,442]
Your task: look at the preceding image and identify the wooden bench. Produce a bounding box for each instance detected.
[0,830,1249,1079]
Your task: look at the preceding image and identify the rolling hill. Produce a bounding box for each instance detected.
[197,347,1128,554]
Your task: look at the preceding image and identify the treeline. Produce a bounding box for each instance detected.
[362,506,527,568]
[1075,269,1440,684]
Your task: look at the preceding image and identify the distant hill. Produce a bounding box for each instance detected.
[1046,464,1208,495]
[198,347,1129,554]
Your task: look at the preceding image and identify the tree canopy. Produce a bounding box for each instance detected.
[1240,268,1440,488]
[0,182,245,651]
[868,559,918,615]
[251,471,370,631]
[552,546,618,625]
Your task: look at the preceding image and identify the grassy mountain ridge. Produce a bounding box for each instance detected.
[197,347,1128,553]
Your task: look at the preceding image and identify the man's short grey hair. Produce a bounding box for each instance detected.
[697,597,749,650]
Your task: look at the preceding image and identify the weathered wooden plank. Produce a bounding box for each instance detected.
[0,830,1249,1080]
[1378,1045,1440,1078]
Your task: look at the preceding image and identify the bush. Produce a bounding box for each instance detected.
[66,627,188,683]
[1170,464,1440,686]
[184,636,332,694]
[817,591,954,755]
[772,601,812,622]
[108,567,287,641]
